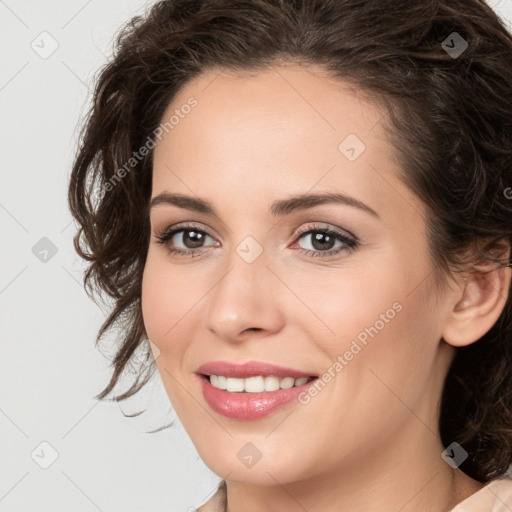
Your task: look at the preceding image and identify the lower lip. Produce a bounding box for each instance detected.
[199,375,317,420]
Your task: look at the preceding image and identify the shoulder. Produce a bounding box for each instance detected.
[195,480,227,512]
[193,477,512,512]
[450,476,512,512]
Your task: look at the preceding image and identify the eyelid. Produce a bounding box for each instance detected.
[291,222,357,243]
[154,221,355,244]
[154,221,216,240]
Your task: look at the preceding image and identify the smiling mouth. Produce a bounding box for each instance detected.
[202,374,317,393]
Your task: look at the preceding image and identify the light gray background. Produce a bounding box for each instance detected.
[1,1,511,511]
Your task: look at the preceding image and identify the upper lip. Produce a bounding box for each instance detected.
[196,361,317,379]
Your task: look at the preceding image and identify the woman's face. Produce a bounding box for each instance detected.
[142,63,457,485]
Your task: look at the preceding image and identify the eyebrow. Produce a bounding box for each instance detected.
[149,191,380,219]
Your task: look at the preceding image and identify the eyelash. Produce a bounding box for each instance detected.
[153,222,358,259]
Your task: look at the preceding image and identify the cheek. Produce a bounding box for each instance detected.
[284,254,405,354]
[141,260,169,341]
[140,259,199,410]
[140,256,192,348]
[303,250,437,387]
[327,269,441,412]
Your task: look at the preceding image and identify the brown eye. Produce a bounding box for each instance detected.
[154,223,218,257]
[292,224,358,258]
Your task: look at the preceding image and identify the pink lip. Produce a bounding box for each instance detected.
[195,361,318,420]
[198,375,317,420]
[196,360,316,379]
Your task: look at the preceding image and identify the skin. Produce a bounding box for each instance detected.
[141,62,511,512]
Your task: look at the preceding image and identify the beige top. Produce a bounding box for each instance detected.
[450,476,512,512]
[196,476,512,512]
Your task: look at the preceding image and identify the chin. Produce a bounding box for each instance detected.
[199,451,308,486]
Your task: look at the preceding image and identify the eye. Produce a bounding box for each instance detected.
[291,223,358,258]
[153,222,358,259]
[154,222,218,258]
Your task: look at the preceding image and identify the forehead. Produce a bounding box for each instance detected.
[156,63,389,160]
[151,63,418,221]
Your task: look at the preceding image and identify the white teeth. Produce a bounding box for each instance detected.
[226,377,245,392]
[244,376,265,392]
[210,374,227,390]
[217,375,227,390]
[208,375,313,392]
[265,376,280,391]
[280,377,295,389]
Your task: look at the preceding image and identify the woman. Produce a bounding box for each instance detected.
[68,0,512,510]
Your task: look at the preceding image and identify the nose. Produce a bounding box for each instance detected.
[203,247,285,343]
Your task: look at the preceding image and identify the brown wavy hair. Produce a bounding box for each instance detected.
[68,0,512,482]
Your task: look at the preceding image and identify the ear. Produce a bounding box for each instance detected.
[442,239,511,348]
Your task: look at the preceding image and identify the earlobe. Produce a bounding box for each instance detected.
[442,246,511,348]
